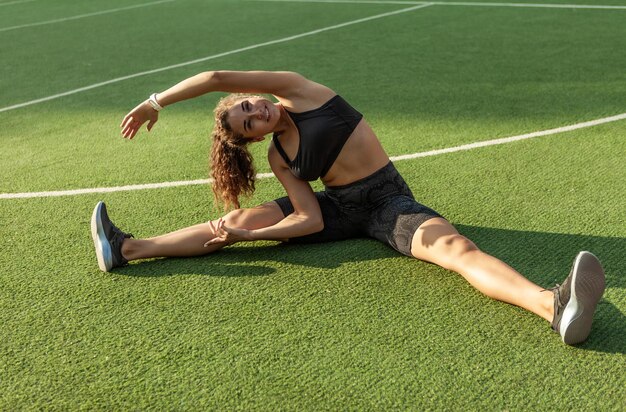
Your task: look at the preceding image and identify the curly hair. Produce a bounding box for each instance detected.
[210,93,262,210]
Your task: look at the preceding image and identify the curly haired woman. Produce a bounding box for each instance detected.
[91,70,605,345]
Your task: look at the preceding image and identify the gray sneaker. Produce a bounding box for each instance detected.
[550,251,605,345]
[91,201,133,272]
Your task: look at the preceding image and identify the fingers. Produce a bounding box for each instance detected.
[120,102,154,139]
[208,218,225,233]
[204,218,232,247]
[204,232,228,247]
[120,114,131,129]
[121,123,134,139]
[216,218,224,232]
[121,115,136,139]
[204,238,225,247]
[122,124,138,139]
[121,117,145,139]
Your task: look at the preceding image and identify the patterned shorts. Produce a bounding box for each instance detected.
[274,162,444,256]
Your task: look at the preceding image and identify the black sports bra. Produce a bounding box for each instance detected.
[272,95,363,181]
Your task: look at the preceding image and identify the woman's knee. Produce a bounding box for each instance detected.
[423,234,480,270]
[223,208,253,227]
[221,202,284,229]
[442,235,480,267]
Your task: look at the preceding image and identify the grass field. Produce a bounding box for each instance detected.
[1,0,625,409]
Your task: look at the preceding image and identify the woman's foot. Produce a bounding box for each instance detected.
[91,201,133,272]
[550,251,605,345]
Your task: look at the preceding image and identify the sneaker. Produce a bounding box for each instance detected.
[550,251,605,345]
[91,201,133,272]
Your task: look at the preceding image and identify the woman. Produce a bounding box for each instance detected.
[92,70,605,345]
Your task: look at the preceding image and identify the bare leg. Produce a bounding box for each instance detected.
[121,202,285,261]
[411,218,554,322]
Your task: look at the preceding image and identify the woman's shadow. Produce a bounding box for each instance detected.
[115,224,625,354]
[456,224,625,355]
[114,239,396,277]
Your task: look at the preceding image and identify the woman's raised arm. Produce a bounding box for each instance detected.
[120,71,313,139]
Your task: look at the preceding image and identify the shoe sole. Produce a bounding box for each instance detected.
[560,251,605,345]
[91,201,112,272]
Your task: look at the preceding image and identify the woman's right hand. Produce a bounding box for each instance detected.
[120,100,159,139]
[204,218,253,247]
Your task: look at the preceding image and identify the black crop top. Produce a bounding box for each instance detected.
[272,95,363,181]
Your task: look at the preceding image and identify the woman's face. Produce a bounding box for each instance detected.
[226,96,281,139]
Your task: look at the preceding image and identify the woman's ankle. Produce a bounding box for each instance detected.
[539,289,555,323]
[121,238,138,261]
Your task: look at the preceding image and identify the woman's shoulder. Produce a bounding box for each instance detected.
[275,81,337,113]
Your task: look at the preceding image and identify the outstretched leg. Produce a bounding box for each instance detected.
[121,201,285,261]
[410,218,555,322]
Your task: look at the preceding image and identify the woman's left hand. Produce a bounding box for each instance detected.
[120,100,159,139]
[204,218,253,246]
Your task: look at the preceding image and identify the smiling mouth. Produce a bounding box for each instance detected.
[264,106,270,122]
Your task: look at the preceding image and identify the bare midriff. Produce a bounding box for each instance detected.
[320,120,390,187]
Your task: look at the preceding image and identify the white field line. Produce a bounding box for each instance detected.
[253,0,626,9]
[2,112,624,200]
[0,0,37,6]
[0,3,431,114]
[0,0,177,33]
[254,0,427,4]
[390,112,626,161]
[435,1,626,9]
[0,173,271,200]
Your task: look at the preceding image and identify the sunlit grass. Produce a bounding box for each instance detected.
[1,0,625,409]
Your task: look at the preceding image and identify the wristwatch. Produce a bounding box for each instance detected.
[148,93,163,111]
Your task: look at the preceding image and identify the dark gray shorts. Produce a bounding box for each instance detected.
[274,162,444,256]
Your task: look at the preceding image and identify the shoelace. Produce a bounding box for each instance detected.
[110,228,133,260]
[551,285,562,315]
[541,285,562,330]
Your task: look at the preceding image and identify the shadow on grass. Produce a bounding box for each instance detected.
[115,224,625,353]
[115,258,277,278]
[455,225,625,290]
[579,300,626,354]
[456,224,626,355]
[115,238,396,278]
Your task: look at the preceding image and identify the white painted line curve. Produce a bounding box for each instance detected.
[1,112,624,199]
[434,1,626,9]
[253,0,626,9]
[390,112,626,161]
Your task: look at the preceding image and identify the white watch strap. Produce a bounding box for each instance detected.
[148,93,163,111]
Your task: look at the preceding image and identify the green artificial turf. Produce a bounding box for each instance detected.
[1,0,625,410]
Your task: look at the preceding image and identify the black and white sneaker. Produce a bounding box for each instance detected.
[91,201,133,272]
[550,251,605,345]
